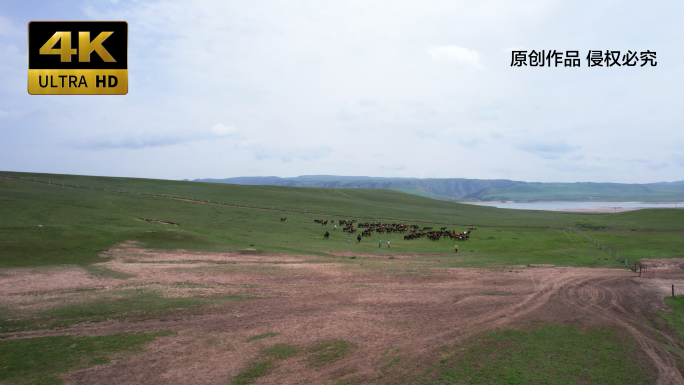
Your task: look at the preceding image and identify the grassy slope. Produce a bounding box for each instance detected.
[0,178,608,267]
[0,172,682,268]
[3,171,684,229]
[578,230,684,260]
[190,175,684,202]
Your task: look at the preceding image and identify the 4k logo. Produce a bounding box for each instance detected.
[28,21,128,95]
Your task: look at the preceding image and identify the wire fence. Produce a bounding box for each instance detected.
[568,227,643,271]
[637,264,656,278]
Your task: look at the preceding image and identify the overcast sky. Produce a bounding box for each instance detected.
[1,0,683,183]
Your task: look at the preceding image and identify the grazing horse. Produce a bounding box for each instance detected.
[357,234,361,242]
[324,231,330,239]
[281,218,287,221]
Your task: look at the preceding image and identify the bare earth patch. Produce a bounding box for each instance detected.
[2,247,683,384]
[0,266,121,296]
[103,246,308,263]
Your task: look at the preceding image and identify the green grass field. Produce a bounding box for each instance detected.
[1,172,682,268]
[575,230,684,260]
[0,331,174,385]
[3,172,684,228]
[423,323,651,385]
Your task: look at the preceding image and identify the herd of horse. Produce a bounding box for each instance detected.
[312,218,476,242]
[281,217,476,243]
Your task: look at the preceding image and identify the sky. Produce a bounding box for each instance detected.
[1,0,683,183]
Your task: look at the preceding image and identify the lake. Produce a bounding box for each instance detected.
[466,202,683,212]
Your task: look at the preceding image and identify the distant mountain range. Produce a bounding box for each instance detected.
[186,176,684,202]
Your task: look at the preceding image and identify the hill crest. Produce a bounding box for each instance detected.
[188,176,684,202]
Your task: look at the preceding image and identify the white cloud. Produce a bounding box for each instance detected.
[73,124,241,150]
[379,164,407,171]
[0,16,22,38]
[517,140,580,159]
[458,138,486,149]
[338,109,356,121]
[250,145,332,162]
[629,158,670,170]
[502,46,525,52]
[211,123,237,136]
[427,45,483,69]
[358,99,377,107]
[674,155,684,167]
[645,162,669,171]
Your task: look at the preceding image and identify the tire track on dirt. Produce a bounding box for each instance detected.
[410,268,682,384]
[557,274,683,385]
[410,271,586,358]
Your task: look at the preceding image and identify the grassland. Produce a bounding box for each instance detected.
[0,179,621,268]
[1,172,683,269]
[0,172,681,384]
[4,171,684,229]
[575,230,684,261]
[662,297,684,342]
[189,175,684,202]
[0,331,174,385]
[422,323,651,385]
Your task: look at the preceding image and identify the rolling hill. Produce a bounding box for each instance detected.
[189,176,684,202]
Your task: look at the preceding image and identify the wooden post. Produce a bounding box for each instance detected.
[673,285,675,298]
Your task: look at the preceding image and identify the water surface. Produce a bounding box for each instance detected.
[469,202,682,212]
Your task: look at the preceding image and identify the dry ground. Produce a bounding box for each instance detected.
[1,244,683,384]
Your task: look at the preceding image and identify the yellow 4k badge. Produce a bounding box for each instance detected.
[28,21,128,95]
